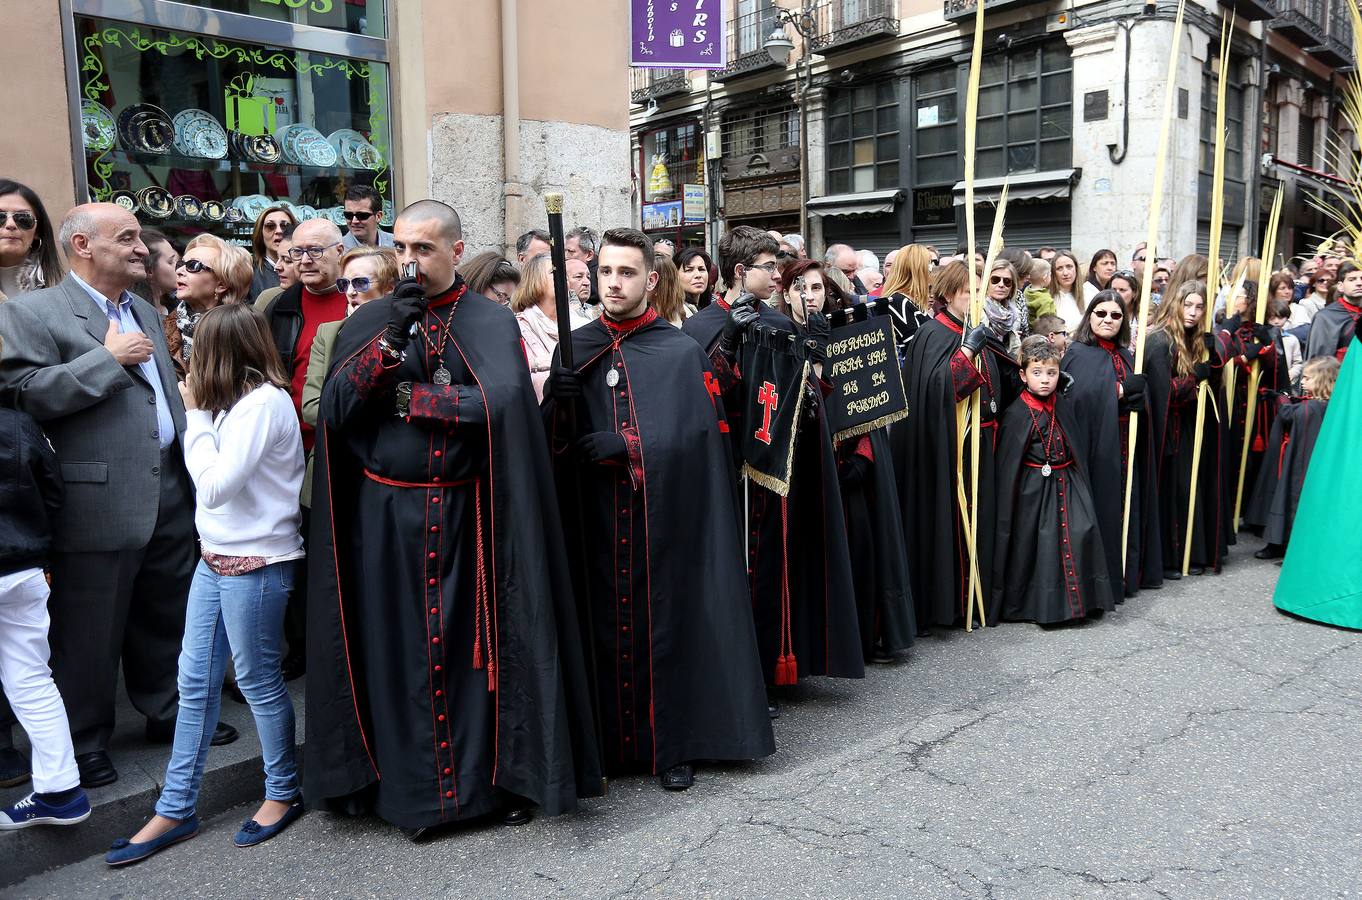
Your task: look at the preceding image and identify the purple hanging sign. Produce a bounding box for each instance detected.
[630,0,725,69]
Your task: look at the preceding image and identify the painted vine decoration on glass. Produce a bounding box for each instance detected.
[80,24,381,201]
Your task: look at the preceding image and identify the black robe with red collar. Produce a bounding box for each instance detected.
[306,280,602,830]
[683,300,864,685]
[992,389,1116,623]
[889,311,1020,628]
[545,308,774,774]
[1304,299,1361,361]
[1218,316,1290,529]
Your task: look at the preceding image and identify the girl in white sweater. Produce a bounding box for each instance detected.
[108,304,305,866]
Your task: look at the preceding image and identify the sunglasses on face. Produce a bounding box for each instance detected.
[1133,255,1146,263]
[989,275,1013,288]
[336,276,373,294]
[342,210,376,222]
[928,258,940,268]
[775,250,794,261]
[262,219,290,232]
[1092,309,1124,320]
[287,243,340,261]
[177,258,214,275]
[0,211,37,230]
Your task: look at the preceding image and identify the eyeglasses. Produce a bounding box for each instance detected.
[342,210,376,222]
[928,258,940,268]
[1133,255,1147,263]
[177,258,214,275]
[286,243,341,261]
[1092,309,1124,320]
[989,275,1013,288]
[748,261,780,274]
[336,276,374,294]
[0,211,37,230]
[775,250,794,261]
[261,219,290,232]
[1114,269,1137,280]
[490,286,511,304]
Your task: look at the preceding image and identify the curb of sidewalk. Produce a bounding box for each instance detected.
[2,745,303,887]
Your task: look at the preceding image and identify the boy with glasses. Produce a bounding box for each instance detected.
[341,185,393,250]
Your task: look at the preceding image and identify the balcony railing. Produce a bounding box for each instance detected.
[1270,0,1327,47]
[630,68,691,105]
[943,0,1041,23]
[1214,0,1276,21]
[1307,0,1353,67]
[711,7,783,83]
[810,0,898,55]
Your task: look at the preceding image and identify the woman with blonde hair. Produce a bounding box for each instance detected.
[880,244,934,356]
[649,254,693,326]
[165,234,253,379]
[1144,280,1229,576]
[513,253,587,400]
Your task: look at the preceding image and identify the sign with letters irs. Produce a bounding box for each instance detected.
[824,316,908,443]
[630,0,725,69]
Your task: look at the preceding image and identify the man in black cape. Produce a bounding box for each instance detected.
[890,260,1020,628]
[1062,301,1163,597]
[544,227,773,792]
[683,227,863,714]
[1305,261,1362,361]
[307,201,601,836]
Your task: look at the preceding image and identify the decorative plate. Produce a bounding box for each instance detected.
[380,205,395,227]
[200,199,225,222]
[295,205,318,221]
[326,206,346,226]
[172,109,228,160]
[224,206,245,224]
[137,186,174,218]
[117,104,174,154]
[174,195,202,219]
[109,190,137,213]
[81,100,117,153]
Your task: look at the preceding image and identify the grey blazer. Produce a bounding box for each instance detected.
[0,275,187,552]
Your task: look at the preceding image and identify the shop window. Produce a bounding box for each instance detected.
[974,40,1072,178]
[913,66,959,186]
[76,16,393,246]
[722,105,799,160]
[642,123,703,203]
[1196,57,1247,254]
[826,80,900,195]
[190,0,384,38]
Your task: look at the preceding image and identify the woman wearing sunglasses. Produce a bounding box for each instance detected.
[165,235,253,380]
[1062,290,1163,598]
[1290,273,1333,327]
[0,179,63,303]
[248,206,298,301]
[983,259,1023,355]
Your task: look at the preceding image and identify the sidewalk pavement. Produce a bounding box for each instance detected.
[0,678,306,887]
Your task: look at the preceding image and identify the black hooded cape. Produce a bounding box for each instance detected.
[890,313,1019,628]
[1061,340,1163,595]
[546,310,774,773]
[1218,318,1291,526]
[1304,302,1359,361]
[306,287,602,829]
[991,391,1116,623]
[1144,329,1230,573]
[683,301,864,683]
[1245,396,1329,546]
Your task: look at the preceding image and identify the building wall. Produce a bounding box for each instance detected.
[4,1,77,220]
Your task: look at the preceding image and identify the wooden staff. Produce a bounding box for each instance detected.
[1182,12,1233,576]
[1232,187,1284,530]
[1121,0,1187,574]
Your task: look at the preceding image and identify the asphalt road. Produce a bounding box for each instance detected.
[13,543,1362,899]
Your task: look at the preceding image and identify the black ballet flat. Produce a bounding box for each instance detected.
[1162,569,1182,581]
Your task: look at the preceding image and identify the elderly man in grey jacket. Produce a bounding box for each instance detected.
[0,203,234,789]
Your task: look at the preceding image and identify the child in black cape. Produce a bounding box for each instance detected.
[1247,356,1339,560]
[992,336,1116,624]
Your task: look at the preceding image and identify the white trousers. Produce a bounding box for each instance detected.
[0,569,79,793]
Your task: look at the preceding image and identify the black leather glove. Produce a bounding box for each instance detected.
[1202,332,1219,356]
[962,322,991,356]
[802,382,820,423]
[1122,373,1147,398]
[1252,324,1272,344]
[804,310,831,364]
[384,277,428,349]
[545,367,582,401]
[718,293,759,360]
[1059,371,1075,396]
[574,431,627,463]
[839,455,871,488]
[1193,362,1212,382]
[1242,341,1265,362]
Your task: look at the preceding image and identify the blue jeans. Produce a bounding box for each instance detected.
[156,560,298,820]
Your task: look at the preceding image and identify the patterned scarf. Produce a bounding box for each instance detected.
[173,300,203,364]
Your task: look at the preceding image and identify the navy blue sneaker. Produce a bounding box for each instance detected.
[0,790,91,830]
[233,798,304,847]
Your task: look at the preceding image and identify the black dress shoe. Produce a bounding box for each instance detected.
[1254,544,1284,560]
[766,694,780,720]
[502,807,533,827]
[1162,569,1182,581]
[660,764,694,791]
[146,719,239,746]
[0,747,30,788]
[280,654,306,682]
[224,679,248,705]
[77,750,118,788]
[1187,566,1205,576]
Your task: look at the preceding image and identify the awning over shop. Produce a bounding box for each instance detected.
[951,169,1079,206]
[807,189,904,218]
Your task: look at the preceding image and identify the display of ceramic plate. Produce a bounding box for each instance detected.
[109,190,137,213]
[137,186,174,218]
[295,205,319,221]
[246,195,275,221]
[117,104,174,154]
[326,206,346,226]
[171,109,228,160]
[173,195,202,219]
[224,206,244,224]
[327,129,384,170]
[380,206,395,227]
[81,100,117,153]
[201,199,225,222]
